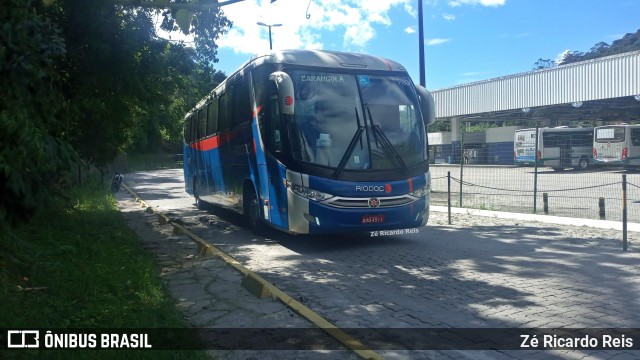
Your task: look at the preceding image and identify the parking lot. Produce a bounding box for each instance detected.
[430,164,640,222]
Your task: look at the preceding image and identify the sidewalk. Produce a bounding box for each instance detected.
[431,205,640,232]
[115,189,358,359]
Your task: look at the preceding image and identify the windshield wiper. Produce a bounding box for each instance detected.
[367,107,408,174]
[334,108,365,177]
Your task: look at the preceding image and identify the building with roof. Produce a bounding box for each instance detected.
[428,50,640,164]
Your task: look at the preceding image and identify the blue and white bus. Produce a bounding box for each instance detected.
[183,50,435,234]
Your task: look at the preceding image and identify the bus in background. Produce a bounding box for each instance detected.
[183,49,435,235]
[594,124,640,169]
[513,128,539,166]
[537,127,594,171]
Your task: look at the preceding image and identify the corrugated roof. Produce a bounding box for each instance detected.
[432,50,640,118]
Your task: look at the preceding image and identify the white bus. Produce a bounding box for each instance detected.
[593,124,640,169]
[513,128,539,166]
[538,127,594,171]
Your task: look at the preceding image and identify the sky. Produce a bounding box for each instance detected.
[159,0,639,91]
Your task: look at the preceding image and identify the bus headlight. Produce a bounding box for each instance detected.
[409,185,430,198]
[285,180,334,201]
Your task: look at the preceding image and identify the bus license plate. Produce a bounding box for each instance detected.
[361,214,385,224]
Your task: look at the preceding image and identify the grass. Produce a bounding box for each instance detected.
[0,183,210,359]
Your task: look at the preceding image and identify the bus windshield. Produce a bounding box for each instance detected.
[287,70,426,172]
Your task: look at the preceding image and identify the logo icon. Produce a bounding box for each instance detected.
[284,96,294,106]
[358,75,371,87]
[7,330,39,348]
[368,198,380,208]
[384,184,392,193]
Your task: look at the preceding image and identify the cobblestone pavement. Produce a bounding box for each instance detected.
[117,169,640,360]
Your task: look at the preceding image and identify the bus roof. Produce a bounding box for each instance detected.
[245,49,408,73]
[595,124,640,128]
[539,127,594,132]
[188,49,411,116]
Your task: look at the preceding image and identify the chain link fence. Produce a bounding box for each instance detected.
[428,125,639,250]
[431,166,639,223]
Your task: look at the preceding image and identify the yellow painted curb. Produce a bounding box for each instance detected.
[120,183,385,360]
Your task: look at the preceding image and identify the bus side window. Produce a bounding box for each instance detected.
[218,92,231,133]
[184,116,192,143]
[632,128,640,146]
[572,131,592,147]
[270,96,283,152]
[198,108,207,140]
[207,101,218,136]
[189,114,197,144]
[232,77,252,127]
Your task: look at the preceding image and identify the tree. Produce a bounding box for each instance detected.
[0,0,76,224]
[542,29,640,66]
[606,29,640,54]
[54,0,230,164]
[557,50,584,65]
[589,41,610,55]
[533,58,556,70]
[159,2,233,64]
[1,0,231,225]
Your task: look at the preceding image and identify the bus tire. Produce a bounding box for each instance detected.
[244,185,264,235]
[577,156,589,170]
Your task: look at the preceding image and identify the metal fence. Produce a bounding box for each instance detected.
[429,128,640,226]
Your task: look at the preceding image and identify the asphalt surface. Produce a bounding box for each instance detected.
[116,169,640,360]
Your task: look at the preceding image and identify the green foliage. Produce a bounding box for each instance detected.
[57,1,228,162]
[463,122,497,133]
[428,120,450,132]
[0,185,209,359]
[159,1,233,64]
[1,0,230,225]
[0,0,78,225]
[534,29,640,69]
[533,58,555,70]
[561,29,640,64]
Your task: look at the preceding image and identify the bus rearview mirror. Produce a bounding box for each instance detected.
[415,84,435,125]
[269,71,295,116]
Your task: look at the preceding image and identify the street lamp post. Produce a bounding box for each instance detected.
[257,22,282,50]
[418,0,425,87]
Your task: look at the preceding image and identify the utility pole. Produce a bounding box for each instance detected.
[418,0,426,87]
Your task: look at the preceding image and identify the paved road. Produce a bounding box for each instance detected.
[117,169,640,359]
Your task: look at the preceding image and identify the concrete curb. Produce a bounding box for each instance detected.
[120,183,384,360]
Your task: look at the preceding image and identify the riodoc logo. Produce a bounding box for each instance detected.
[355,184,392,193]
[7,330,40,348]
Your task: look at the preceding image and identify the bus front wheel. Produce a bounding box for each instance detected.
[244,186,264,235]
